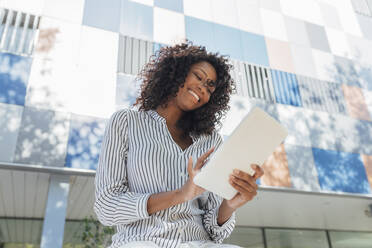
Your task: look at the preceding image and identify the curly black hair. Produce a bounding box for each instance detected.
[134,41,236,137]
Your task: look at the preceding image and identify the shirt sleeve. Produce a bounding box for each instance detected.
[94,109,152,226]
[201,132,236,243]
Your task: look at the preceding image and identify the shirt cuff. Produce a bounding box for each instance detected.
[136,193,152,219]
[212,208,236,233]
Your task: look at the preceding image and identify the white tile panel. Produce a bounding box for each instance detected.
[74,26,119,118]
[34,17,81,61]
[26,17,81,111]
[129,0,154,6]
[325,27,351,58]
[183,0,213,22]
[276,104,312,147]
[318,1,343,30]
[290,44,317,78]
[220,96,278,137]
[347,34,372,67]
[0,0,45,15]
[236,0,263,35]
[210,0,239,29]
[335,0,363,37]
[153,7,185,45]
[0,103,23,162]
[43,0,85,23]
[260,8,288,41]
[311,49,336,82]
[259,0,281,11]
[363,89,372,119]
[284,16,310,47]
[280,0,324,26]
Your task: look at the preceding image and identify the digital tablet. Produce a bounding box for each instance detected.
[193,107,288,200]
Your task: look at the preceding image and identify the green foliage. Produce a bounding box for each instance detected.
[75,215,115,248]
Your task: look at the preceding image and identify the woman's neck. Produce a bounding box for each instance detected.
[155,103,183,128]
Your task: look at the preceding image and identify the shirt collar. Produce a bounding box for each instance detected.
[146,109,199,143]
[147,109,166,123]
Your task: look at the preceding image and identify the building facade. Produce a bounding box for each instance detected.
[0,0,372,247]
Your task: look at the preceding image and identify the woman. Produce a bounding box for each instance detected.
[94,42,264,248]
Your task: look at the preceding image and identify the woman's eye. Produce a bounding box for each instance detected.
[194,72,201,80]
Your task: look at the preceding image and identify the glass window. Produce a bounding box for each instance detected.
[330,231,372,248]
[0,218,43,247]
[223,227,265,248]
[0,8,40,56]
[265,228,329,248]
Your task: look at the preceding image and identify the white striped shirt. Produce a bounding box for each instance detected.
[94,108,236,248]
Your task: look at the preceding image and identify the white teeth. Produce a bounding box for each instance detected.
[188,90,199,101]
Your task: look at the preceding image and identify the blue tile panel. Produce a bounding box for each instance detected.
[312,148,371,194]
[154,0,183,13]
[120,0,154,41]
[213,22,244,61]
[65,114,106,170]
[82,0,121,32]
[185,16,217,54]
[185,16,269,65]
[0,53,32,106]
[116,74,139,108]
[240,31,269,67]
[333,56,372,91]
[270,70,302,107]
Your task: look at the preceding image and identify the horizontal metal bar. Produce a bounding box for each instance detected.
[1,162,371,199]
[258,185,372,200]
[0,162,95,177]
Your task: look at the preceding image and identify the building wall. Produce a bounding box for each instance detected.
[0,0,372,197]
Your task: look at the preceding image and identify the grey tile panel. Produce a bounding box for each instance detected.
[285,144,321,192]
[305,22,331,53]
[13,106,70,166]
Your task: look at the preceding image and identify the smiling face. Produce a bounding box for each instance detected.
[172,61,218,111]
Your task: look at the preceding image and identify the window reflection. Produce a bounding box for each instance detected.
[265,228,329,248]
[329,231,372,248]
[223,227,264,248]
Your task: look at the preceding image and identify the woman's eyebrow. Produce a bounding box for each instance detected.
[198,68,208,78]
[197,68,214,83]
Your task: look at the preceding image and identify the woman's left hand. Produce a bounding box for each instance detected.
[224,164,264,210]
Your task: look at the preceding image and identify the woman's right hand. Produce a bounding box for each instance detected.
[178,147,215,201]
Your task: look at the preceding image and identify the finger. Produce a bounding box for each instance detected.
[251,164,264,179]
[187,156,193,174]
[231,175,257,192]
[195,147,215,170]
[229,177,250,194]
[233,169,257,187]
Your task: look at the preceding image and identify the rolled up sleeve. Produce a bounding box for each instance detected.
[94,109,151,226]
[202,192,236,243]
[201,132,236,243]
